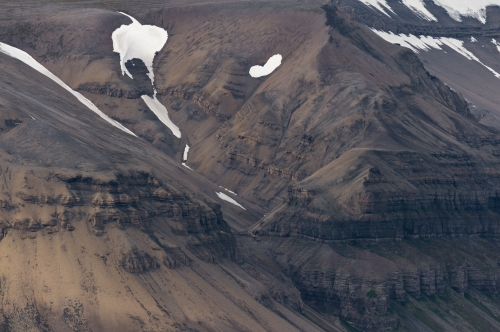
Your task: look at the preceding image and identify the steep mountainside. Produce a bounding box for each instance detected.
[2,0,500,331]
[336,0,500,128]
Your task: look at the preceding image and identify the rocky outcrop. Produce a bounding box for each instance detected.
[2,170,239,266]
[263,236,500,331]
[121,248,160,273]
[257,148,500,242]
[77,83,143,99]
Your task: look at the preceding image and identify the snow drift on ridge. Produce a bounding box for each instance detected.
[371,29,500,79]
[357,0,500,24]
[0,42,136,136]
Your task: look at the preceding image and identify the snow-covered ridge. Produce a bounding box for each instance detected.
[112,12,181,138]
[358,0,500,24]
[433,0,500,24]
[249,54,282,78]
[216,192,246,210]
[371,29,500,79]
[0,42,136,136]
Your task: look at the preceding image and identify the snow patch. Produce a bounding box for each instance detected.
[0,42,136,136]
[249,54,282,78]
[402,0,437,21]
[113,13,181,138]
[471,36,478,42]
[357,0,394,17]
[112,12,168,83]
[181,144,191,169]
[182,163,193,170]
[183,144,190,162]
[219,186,237,196]
[357,0,500,23]
[371,29,500,79]
[141,95,181,138]
[492,39,500,52]
[216,192,246,210]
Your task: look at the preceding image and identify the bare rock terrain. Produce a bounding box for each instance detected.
[2,0,500,331]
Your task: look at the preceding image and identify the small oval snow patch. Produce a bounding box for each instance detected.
[216,192,246,210]
[249,54,282,78]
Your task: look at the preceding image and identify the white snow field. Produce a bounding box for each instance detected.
[113,12,181,138]
[371,29,500,79]
[216,192,246,210]
[249,54,282,78]
[0,42,136,136]
[358,0,500,23]
[112,12,168,83]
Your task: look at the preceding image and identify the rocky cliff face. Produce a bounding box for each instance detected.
[1,168,238,265]
[244,235,500,331]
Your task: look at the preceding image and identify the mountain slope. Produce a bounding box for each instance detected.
[3,1,500,331]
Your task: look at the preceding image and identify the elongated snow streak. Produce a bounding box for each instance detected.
[357,0,394,17]
[401,0,437,21]
[112,13,181,138]
[182,144,191,169]
[249,54,282,78]
[216,192,246,210]
[492,39,500,53]
[183,144,190,161]
[141,95,181,138]
[219,186,237,196]
[371,29,500,79]
[0,42,136,136]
